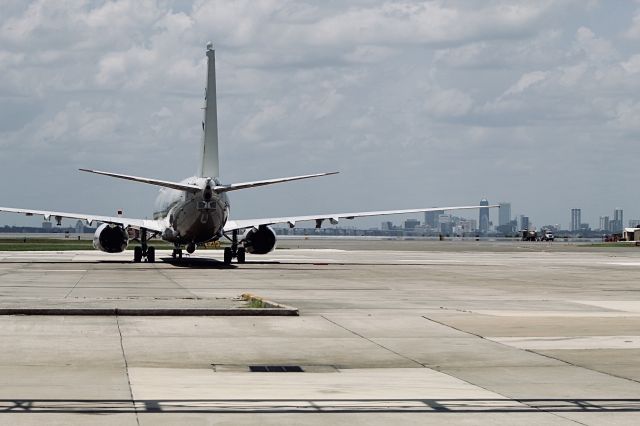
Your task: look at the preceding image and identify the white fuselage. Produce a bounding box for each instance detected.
[153,177,229,245]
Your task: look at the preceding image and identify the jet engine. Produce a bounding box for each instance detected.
[93,223,129,253]
[242,225,277,254]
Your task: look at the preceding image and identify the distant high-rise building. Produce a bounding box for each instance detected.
[629,219,640,228]
[424,210,444,228]
[519,215,530,231]
[438,214,452,225]
[458,219,477,233]
[613,209,624,233]
[75,220,84,234]
[498,202,511,227]
[479,199,490,234]
[404,219,420,230]
[438,214,452,234]
[571,208,581,232]
[599,216,610,231]
[381,221,393,231]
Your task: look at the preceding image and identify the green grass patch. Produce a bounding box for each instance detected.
[0,238,174,251]
[0,237,227,251]
[248,298,267,309]
[585,242,638,248]
[0,238,94,251]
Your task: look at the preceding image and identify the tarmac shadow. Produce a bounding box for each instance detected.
[161,257,236,269]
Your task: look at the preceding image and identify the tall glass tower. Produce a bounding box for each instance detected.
[498,202,511,226]
[614,209,623,233]
[571,208,581,232]
[479,199,490,234]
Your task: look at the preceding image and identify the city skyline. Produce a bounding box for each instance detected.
[3,199,637,234]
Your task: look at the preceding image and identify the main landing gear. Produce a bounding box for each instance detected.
[133,228,156,263]
[224,230,246,265]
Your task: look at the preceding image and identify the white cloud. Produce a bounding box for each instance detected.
[425,88,473,118]
[433,29,565,69]
[574,26,616,62]
[0,0,639,228]
[613,101,640,133]
[96,47,158,88]
[621,54,640,73]
[240,101,288,142]
[503,71,548,96]
[625,10,640,39]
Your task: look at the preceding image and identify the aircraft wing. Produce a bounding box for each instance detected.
[224,205,499,232]
[0,207,165,233]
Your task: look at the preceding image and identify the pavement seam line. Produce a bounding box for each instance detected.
[154,266,200,299]
[320,315,425,368]
[421,315,588,425]
[423,314,640,386]
[116,314,140,425]
[524,348,640,386]
[63,269,89,299]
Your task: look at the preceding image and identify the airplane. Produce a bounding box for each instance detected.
[0,42,498,265]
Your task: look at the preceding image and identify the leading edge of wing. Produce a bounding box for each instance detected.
[0,206,165,232]
[224,205,500,232]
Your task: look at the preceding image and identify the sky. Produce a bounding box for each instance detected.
[1,0,639,230]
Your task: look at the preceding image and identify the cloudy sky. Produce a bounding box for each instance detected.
[1,0,639,230]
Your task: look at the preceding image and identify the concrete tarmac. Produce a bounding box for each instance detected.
[0,240,639,425]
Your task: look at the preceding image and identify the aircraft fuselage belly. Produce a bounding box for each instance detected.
[153,176,229,245]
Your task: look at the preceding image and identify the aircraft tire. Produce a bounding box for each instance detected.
[133,247,143,263]
[224,247,232,265]
[237,247,246,264]
[147,247,155,263]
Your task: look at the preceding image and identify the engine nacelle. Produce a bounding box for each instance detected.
[242,225,277,254]
[93,223,129,253]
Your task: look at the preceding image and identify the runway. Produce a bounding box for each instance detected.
[1,241,639,425]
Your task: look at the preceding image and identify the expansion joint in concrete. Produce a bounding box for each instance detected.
[154,267,200,299]
[425,314,640,388]
[320,315,424,368]
[116,315,140,426]
[63,269,89,299]
[421,315,593,425]
[525,348,640,387]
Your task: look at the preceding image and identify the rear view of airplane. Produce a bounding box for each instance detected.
[0,43,497,265]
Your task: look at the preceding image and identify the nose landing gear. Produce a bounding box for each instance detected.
[172,242,194,259]
[171,246,183,259]
[223,230,246,265]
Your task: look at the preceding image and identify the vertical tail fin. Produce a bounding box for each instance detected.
[199,42,219,178]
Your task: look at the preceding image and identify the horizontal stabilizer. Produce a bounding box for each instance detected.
[214,172,338,193]
[79,169,201,193]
